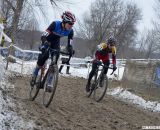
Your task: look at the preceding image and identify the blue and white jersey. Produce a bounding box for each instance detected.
[53,21,72,37]
[41,20,74,49]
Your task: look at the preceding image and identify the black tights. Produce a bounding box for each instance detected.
[59,59,70,73]
[37,49,60,66]
[88,61,110,83]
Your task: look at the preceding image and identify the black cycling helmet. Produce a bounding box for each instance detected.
[107,36,116,46]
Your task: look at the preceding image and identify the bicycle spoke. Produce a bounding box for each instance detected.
[94,76,108,102]
[43,65,58,107]
[29,76,40,101]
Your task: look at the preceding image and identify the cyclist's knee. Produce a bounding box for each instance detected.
[37,59,47,66]
[37,53,49,66]
[103,69,108,75]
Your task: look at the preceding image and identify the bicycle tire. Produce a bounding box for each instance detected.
[86,73,97,98]
[87,84,93,98]
[93,75,108,102]
[43,65,59,107]
[29,74,41,101]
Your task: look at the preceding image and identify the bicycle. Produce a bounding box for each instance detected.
[29,48,59,107]
[87,63,116,102]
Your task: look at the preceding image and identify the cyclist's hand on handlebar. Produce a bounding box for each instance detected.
[93,59,102,65]
[39,41,49,53]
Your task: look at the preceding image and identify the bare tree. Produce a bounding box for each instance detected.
[137,0,160,58]
[154,0,160,19]
[24,17,39,49]
[77,0,141,57]
[0,0,67,43]
[144,30,160,58]
[137,27,160,59]
[2,0,25,40]
[115,3,141,57]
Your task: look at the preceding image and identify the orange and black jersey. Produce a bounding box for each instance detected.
[95,46,116,65]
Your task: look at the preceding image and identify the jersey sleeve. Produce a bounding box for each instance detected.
[41,22,56,43]
[111,46,116,65]
[67,29,74,46]
[95,51,100,60]
[46,21,56,34]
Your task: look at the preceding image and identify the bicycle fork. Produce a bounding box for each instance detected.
[41,65,55,88]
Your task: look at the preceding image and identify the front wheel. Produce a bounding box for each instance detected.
[43,65,59,107]
[93,75,108,102]
[86,73,97,98]
[29,74,41,101]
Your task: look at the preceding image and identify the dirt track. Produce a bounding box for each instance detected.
[6,75,160,130]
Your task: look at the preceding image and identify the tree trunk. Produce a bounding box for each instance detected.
[6,0,24,42]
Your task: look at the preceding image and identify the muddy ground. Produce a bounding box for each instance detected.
[4,74,160,130]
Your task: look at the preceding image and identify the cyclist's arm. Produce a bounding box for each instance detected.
[67,29,74,56]
[41,22,56,43]
[67,29,73,46]
[95,51,100,60]
[111,46,116,65]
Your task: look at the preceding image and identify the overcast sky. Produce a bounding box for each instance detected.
[131,0,155,31]
[39,0,156,32]
[39,0,92,31]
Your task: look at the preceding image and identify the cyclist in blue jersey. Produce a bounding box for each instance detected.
[30,11,76,86]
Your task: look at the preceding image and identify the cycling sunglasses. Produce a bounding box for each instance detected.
[68,22,74,25]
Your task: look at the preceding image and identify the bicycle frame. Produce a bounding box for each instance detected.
[87,64,115,101]
[90,65,105,91]
[29,47,59,106]
[40,48,58,88]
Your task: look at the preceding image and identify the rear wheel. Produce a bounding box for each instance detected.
[93,75,108,102]
[43,65,59,107]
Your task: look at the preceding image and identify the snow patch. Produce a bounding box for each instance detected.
[108,87,160,112]
[0,90,36,130]
[0,55,36,130]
